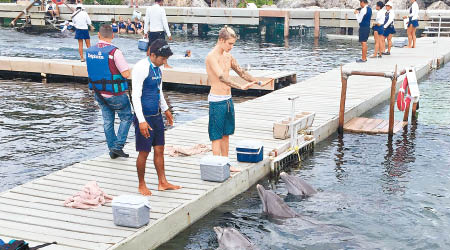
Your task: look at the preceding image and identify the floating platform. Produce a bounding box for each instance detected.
[344,117,408,134]
[1,37,450,249]
[0,56,297,92]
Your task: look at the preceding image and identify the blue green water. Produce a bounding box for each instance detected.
[1,27,449,249]
[159,64,450,249]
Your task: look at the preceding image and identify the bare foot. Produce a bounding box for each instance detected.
[158,182,181,191]
[138,184,152,196]
[230,166,241,172]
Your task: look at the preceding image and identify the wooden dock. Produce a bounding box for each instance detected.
[1,3,449,30]
[0,56,296,92]
[1,37,450,249]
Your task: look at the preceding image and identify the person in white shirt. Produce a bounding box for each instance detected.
[403,0,419,48]
[382,2,396,55]
[45,0,59,20]
[371,1,386,58]
[132,39,181,196]
[144,0,172,68]
[72,4,95,62]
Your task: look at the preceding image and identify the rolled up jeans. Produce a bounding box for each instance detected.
[94,93,133,151]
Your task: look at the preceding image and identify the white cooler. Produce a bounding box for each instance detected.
[200,155,230,182]
[112,195,150,228]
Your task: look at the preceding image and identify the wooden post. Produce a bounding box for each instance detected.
[338,65,347,134]
[388,65,398,136]
[314,11,320,38]
[403,101,411,122]
[284,11,290,38]
[411,102,418,120]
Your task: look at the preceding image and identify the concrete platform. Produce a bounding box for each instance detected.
[0,37,449,249]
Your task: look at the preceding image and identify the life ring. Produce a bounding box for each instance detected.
[52,0,64,5]
[397,76,411,111]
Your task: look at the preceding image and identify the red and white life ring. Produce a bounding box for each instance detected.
[52,0,64,5]
[397,76,412,111]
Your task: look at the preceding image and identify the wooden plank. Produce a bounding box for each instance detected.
[0,210,131,238]
[363,118,386,133]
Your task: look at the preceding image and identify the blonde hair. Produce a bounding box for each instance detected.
[218,25,237,41]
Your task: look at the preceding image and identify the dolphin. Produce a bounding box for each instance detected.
[214,227,258,250]
[280,172,317,196]
[256,184,299,218]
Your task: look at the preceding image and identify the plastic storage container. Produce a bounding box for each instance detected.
[112,195,150,228]
[236,140,264,163]
[138,39,149,51]
[200,156,230,182]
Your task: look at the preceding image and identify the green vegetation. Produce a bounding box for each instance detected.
[237,0,274,8]
[0,0,13,3]
[82,0,122,5]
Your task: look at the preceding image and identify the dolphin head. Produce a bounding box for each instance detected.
[214,226,224,241]
[280,172,317,196]
[256,184,268,213]
[214,227,256,250]
[256,184,299,218]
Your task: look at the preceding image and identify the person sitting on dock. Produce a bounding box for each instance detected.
[354,0,372,63]
[45,0,59,21]
[205,26,260,172]
[85,24,133,159]
[382,2,396,55]
[72,4,95,62]
[144,0,172,68]
[118,16,127,34]
[111,18,118,33]
[134,17,143,35]
[126,18,136,34]
[132,39,181,196]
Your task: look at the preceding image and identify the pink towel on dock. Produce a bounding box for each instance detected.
[165,144,211,157]
[64,181,113,209]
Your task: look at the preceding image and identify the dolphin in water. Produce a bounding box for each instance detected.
[256,184,299,218]
[280,172,317,196]
[214,227,258,250]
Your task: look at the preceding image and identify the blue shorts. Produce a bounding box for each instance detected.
[372,25,384,35]
[408,19,419,28]
[208,99,235,141]
[134,113,165,152]
[359,26,370,43]
[384,26,396,37]
[75,29,90,40]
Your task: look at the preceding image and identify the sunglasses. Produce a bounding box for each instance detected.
[158,45,170,52]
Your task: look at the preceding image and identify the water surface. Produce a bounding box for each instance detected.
[159,63,450,249]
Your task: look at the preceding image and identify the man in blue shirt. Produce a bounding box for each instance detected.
[132,39,181,196]
[355,0,372,63]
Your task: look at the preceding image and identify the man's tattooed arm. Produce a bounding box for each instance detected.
[231,57,257,82]
[218,75,247,90]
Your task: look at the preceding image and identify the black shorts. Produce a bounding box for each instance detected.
[134,114,165,152]
[147,31,165,50]
[359,26,370,43]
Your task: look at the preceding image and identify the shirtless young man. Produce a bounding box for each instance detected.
[205,26,261,172]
